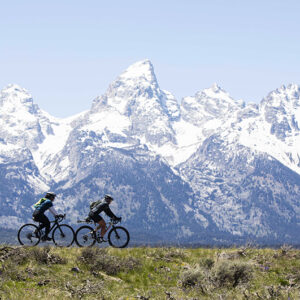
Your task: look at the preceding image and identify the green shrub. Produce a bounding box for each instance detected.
[200,258,215,269]
[79,248,141,275]
[213,260,253,287]
[0,246,29,265]
[30,246,67,264]
[163,248,187,260]
[147,247,187,261]
[80,247,107,264]
[180,269,205,288]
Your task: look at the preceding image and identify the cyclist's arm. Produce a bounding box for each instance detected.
[103,205,117,219]
[49,206,58,216]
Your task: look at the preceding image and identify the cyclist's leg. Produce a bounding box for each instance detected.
[43,215,51,237]
[33,210,44,231]
[89,213,106,237]
[33,211,50,237]
[96,219,106,238]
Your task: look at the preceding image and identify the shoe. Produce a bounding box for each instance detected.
[98,237,107,243]
[41,236,52,242]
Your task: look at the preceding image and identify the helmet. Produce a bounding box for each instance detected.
[104,194,114,202]
[45,192,56,200]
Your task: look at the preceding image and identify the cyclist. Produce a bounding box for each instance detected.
[88,194,121,242]
[32,192,63,241]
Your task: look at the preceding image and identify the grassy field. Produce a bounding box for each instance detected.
[0,245,299,299]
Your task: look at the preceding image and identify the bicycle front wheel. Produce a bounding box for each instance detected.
[52,224,75,247]
[75,225,96,247]
[108,226,130,248]
[18,224,40,246]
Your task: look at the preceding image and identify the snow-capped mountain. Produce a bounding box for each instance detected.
[0,60,299,244]
[238,84,300,174]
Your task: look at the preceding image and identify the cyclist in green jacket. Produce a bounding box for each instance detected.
[32,192,63,241]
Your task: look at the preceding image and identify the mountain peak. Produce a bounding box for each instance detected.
[1,84,33,105]
[285,83,299,92]
[262,83,300,107]
[2,84,30,96]
[199,84,243,106]
[272,83,300,95]
[211,82,222,92]
[0,84,39,115]
[119,59,157,83]
[91,59,161,113]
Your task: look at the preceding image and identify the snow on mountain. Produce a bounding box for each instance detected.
[0,84,51,192]
[180,83,244,127]
[31,111,87,182]
[164,83,245,166]
[0,84,84,183]
[0,84,45,151]
[90,59,177,148]
[44,60,180,185]
[228,84,300,175]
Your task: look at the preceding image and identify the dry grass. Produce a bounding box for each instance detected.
[0,245,299,299]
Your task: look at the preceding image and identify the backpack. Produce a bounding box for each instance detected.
[89,199,102,210]
[34,197,47,209]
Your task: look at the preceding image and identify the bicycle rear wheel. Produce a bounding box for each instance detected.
[75,225,96,247]
[108,226,130,248]
[18,224,41,246]
[52,224,75,247]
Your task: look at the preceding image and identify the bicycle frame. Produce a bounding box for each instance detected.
[37,216,64,235]
[77,219,118,240]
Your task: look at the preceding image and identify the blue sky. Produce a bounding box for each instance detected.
[1,0,300,117]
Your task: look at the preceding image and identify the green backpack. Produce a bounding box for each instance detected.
[34,198,47,209]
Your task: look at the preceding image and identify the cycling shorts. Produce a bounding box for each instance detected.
[88,211,103,223]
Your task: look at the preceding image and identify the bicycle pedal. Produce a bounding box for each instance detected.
[97,237,107,243]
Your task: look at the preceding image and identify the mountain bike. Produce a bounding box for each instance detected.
[17,214,75,247]
[75,218,130,248]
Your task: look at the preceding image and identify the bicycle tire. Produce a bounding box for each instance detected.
[18,223,41,246]
[108,226,130,248]
[52,224,75,247]
[75,225,96,247]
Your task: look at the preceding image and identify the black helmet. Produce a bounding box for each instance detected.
[45,192,56,200]
[104,194,114,202]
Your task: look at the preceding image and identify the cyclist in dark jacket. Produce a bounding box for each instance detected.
[32,192,63,241]
[88,194,121,242]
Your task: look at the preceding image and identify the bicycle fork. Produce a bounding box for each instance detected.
[56,225,66,238]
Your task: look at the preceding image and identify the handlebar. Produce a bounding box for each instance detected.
[55,214,66,222]
[110,218,121,225]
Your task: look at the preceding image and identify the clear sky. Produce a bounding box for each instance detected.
[1,0,300,117]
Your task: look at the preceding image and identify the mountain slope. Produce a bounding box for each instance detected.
[179,134,300,243]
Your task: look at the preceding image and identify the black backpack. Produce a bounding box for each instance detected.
[89,199,102,210]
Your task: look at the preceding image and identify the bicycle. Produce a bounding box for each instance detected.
[17,214,75,247]
[75,218,130,248]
